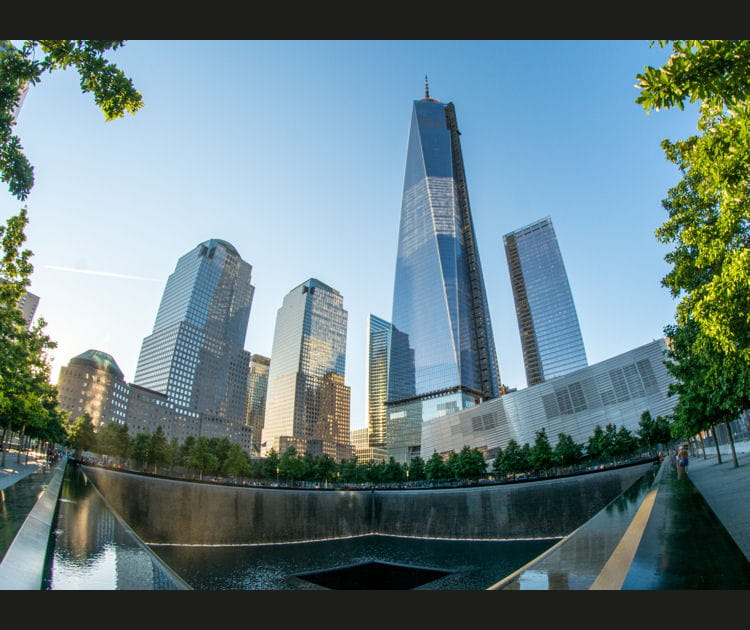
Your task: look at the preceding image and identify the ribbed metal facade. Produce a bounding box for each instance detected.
[420,339,677,458]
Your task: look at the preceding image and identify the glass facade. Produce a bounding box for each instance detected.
[386,92,500,462]
[366,314,391,449]
[133,239,254,443]
[244,353,270,455]
[261,278,353,462]
[504,217,587,386]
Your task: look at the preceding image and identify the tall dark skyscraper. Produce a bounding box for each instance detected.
[134,239,254,443]
[386,81,500,463]
[504,216,587,386]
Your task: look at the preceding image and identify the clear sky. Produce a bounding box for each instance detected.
[1,40,701,431]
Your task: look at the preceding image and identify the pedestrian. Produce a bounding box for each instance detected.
[677,444,689,475]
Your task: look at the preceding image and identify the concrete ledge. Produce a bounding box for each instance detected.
[0,459,67,590]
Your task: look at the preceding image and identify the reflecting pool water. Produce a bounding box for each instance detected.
[45,462,557,590]
[44,464,189,590]
[152,535,558,590]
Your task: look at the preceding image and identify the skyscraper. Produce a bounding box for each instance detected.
[366,314,391,449]
[261,278,353,462]
[134,239,254,445]
[386,81,501,463]
[503,216,587,386]
[245,353,270,455]
[18,290,39,329]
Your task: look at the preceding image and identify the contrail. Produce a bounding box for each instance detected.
[45,265,161,282]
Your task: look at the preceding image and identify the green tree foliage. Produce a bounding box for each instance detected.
[613,426,638,459]
[424,451,450,481]
[495,439,531,477]
[553,433,583,467]
[260,448,280,480]
[97,422,131,460]
[147,426,168,473]
[130,432,151,470]
[383,456,406,483]
[637,410,672,455]
[223,441,251,479]
[452,445,487,479]
[67,413,96,459]
[445,451,460,480]
[0,208,66,464]
[664,319,747,465]
[188,436,219,480]
[178,435,196,468]
[586,425,607,461]
[407,455,426,481]
[1,40,143,200]
[278,445,306,482]
[339,455,365,484]
[636,41,750,448]
[529,428,555,473]
[313,453,337,483]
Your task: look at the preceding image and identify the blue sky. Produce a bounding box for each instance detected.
[1,40,700,431]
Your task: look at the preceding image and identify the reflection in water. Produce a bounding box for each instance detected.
[495,465,660,590]
[44,464,189,590]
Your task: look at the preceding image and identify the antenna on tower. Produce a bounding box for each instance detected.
[424,75,430,99]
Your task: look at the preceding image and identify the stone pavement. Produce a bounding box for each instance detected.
[0,452,50,491]
[684,439,750,562]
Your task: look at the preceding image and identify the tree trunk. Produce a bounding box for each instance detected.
[712,424,723,464]
[725,420,739,468]
[699,433,707,460]
[16,425,26,463]
[0,425,7,467]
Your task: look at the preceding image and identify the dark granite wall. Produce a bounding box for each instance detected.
[82,462,654,545]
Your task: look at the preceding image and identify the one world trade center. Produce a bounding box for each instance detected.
[386,81,501,462]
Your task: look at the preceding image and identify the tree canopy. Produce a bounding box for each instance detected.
[1,40,142,200]
[636,40,750,450]
[0,208,67,462]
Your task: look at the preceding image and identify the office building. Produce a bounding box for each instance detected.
[133,239,254,447]
[57,349,130,429]
[351,426,388,464]
[261,278,353,462]
[366,314,391,449]
[386,81,500,463]
[504,216,587,386]
[18,290,39,329]
[245,353,270,455]
[420,339,677,460]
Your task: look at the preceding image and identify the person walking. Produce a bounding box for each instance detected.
[677,444,689,476]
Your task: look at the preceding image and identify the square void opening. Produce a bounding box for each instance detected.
[295,561,453,590]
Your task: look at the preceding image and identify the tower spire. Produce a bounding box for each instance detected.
[424,75,429,99]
